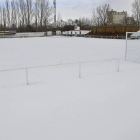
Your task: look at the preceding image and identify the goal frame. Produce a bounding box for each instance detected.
[125,32,135,60]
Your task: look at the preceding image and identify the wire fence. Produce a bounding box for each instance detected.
[1,56,140,86]
[0,58,127,86]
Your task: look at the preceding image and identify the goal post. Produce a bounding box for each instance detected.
[125,32,135,60]
[125,32,140,62]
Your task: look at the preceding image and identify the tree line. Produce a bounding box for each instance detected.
[0,0,53,32]
[57,4,111,30]
[0,0,140,32]
[132,0,140,25]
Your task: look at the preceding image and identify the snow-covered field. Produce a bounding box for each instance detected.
[0,37,140,140]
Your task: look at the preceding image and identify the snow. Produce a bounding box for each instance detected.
[0,37,140,140]
[0,36,125,70]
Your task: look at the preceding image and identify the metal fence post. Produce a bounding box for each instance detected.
[26,68,29,85]
[125,32,128,60]
[79,63,81,78]
[117,59,120,72]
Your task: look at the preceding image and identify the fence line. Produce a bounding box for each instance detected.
[1,55,140,72]
[0,58,119,85]
[0,58,121,72]
[0,56,140,85]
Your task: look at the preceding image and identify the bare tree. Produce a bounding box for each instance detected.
[96,5,102,25]
[43,0,53,29]
[132,0,140,25]
[26,0,33,27]
[19,0,26,27]
[91,8,97,26]
[0,0,52,31]
[79,17,91,27]
[5,0,11,28]
[67,19,74,26]
[96,4,111,26]
[0,4,3,29]
[15,0,20,28]
[34,0,40,30]
[2,5,7,30]
[101,4,111,25]
[11,0,17,28]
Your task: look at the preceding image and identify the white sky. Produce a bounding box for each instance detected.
[52,0,134,20]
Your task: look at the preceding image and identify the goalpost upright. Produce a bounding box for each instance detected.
[125,32,135,60]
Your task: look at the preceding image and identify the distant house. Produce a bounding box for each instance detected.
[107,9,127,25]
[62,26,90,36]
[107,9,135,25]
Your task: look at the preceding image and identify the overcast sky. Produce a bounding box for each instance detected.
[0,0,134,20]
[52,0,134,20]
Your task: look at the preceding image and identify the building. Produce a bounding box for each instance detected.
[107,9,127,25]
[127,17,135,25]
[62,26,90,36]
[107,9,135,25]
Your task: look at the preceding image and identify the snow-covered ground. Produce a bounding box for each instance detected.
[0,37,140,140]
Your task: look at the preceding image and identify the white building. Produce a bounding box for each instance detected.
[62,26,91,36]
[56,30,61,35]
[47,31,53,36]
